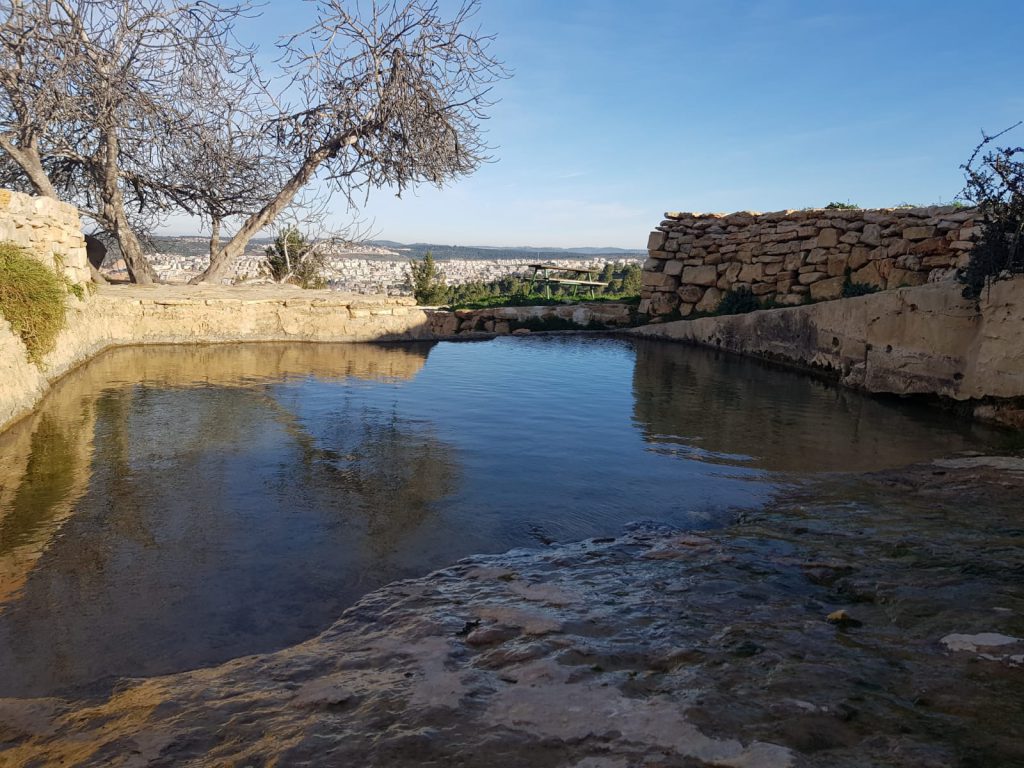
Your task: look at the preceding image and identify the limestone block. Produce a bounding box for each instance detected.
[826,255,847,278]
[663,259,684,276]
[849,246,870,270]
[738,263,764,282]
[851,261,884,288]
[810,276,844,301]
[861,223,882,246]
[798,271,826,285]
[680,264,718,287]
[649,292,678,315]
[816,228,840,248]
[903,226,936,241]
[886,269,927,289]
[751,283,775,296]
[647,231,667,251]
[677,285,704,304]
[695,286,722,313]
[909,236,947,255]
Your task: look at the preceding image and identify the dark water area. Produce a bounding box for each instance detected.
[0,337,1008,698]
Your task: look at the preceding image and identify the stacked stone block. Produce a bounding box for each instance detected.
[639,206,981,318]
[0,189,89,286]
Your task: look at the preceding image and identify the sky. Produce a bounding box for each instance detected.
[163,0,1023,249]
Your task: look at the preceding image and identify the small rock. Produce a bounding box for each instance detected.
[826,609,862,628]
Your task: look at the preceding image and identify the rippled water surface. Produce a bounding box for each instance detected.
[0,337,1007,697]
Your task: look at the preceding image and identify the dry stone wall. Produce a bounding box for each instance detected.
[640,206,981,318]
[0,189,89,286]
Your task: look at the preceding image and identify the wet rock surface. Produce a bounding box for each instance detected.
[2,457,1023,767]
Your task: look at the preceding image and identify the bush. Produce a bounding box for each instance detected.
[263,227,327,289]
[841,268,880,298]
[716,286,762,315]
[824,201,860,210]
[0,242,67,363]
[958,123,1023,299]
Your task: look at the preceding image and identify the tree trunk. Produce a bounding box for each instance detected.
[99,130,157,284]
[0,135,58,199]
[209,217,221,261]
[192,129,361,284]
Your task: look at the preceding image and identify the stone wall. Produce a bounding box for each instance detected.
[0,189,89,286]
[426,302,634,337]
[634,277,1024,427]
[640,206,981,318]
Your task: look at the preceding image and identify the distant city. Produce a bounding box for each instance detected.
[97,235,645,294]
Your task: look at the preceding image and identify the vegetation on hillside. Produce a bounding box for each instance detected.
[959,122,1024,299]
[0,242,67,363]
[409,253,643,308]
[262,227,327,289]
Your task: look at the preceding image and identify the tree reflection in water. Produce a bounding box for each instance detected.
[0,342,453,698]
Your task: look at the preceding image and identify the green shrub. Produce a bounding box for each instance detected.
[263,227,327,288]
[841,268,880,298]
[716,286,762,315]
[824,201,860,210]
[409,251,451,305]
[0,242,67,363]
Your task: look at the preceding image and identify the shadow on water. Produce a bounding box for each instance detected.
[630,338,1003,473]
[0,337,1008,699]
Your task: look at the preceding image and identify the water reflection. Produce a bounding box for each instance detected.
[0,343,444,697]
[631,339,998,472]
[0,337,1005,699]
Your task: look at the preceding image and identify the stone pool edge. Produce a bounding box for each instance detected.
[0,285,434,433]
[631,277,1024,428]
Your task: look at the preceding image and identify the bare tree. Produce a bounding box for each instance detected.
[959,122,1024,298]
[0,0,259,283]
[0,0,505,285]
[194,0,506,283]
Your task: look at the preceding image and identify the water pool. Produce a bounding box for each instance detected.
[0,336,1006,697]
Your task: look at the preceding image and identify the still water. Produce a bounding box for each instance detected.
[0,337,1006,697]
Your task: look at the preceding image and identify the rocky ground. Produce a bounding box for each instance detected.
[1,456,1022,767]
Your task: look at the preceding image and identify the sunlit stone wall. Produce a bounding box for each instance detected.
[640,206,981,318]
[0,189,89,286]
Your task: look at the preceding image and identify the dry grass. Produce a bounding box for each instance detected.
[0,242,67,364]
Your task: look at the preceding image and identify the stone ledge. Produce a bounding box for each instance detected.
[0,286,432,433]
[632,277,1024,426]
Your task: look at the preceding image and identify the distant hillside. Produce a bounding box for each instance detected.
[100,235,644,262]
[363,241,644,261]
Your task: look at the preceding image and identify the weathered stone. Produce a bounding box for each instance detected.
[798,271,826,285]
[695,286,722,313]
[662,259,684,276]
[851,261,884,288]
[826,255,848,278]
[903,226,936,241]
[738,263,764,283]
[816,228,840,248]
[647,231,667,251]
[860,223,882,246]
[680,265,718,287]
[810,276,845,301]
[676,285,704,304]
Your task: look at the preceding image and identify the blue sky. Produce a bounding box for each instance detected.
[169,0,1023,248]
